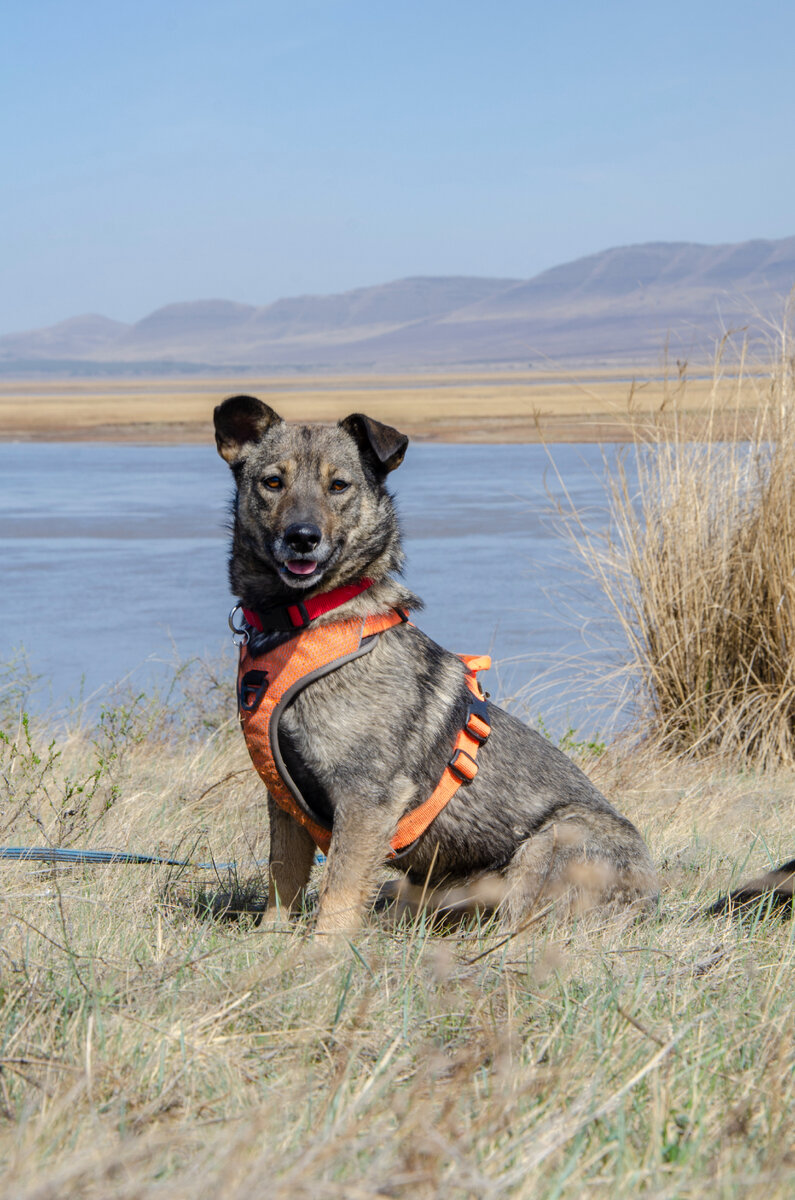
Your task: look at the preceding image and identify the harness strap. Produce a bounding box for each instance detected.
[269,611,405,849]
[388,663,490,854]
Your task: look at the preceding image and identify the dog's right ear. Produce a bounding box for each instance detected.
[213,395,283,464]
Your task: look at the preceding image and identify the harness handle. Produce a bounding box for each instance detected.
[239,669,269,713]
[458,654,492,674]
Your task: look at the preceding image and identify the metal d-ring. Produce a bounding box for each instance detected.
[228,604,250,646]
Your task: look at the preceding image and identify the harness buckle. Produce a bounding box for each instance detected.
[449,748,478,783]
[464,696,491,744]
[228,604,250,646]
[286,600,311,629]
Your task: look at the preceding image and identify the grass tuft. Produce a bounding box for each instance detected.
[565,316,795,765]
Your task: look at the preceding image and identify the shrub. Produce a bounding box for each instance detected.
[570,317,795,765]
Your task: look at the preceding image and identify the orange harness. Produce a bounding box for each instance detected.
[236,609,491,857]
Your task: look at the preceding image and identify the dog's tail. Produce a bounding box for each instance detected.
[706,857,795,918]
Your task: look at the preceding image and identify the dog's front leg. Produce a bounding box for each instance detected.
[264,794,316,923]
[315,796,399,936]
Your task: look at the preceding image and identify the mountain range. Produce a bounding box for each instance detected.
[3,237,794,374]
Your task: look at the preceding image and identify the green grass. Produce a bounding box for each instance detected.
[0,659,793,1197]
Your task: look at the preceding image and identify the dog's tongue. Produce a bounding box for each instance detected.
[285,560,317,576]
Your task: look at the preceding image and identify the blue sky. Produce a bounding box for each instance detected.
[2,0,794,331]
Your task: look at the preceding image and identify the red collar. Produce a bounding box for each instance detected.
[243,577,374,634]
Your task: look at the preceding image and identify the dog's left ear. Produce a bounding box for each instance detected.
[339,413,408,475]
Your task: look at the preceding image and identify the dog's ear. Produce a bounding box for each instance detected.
[339,413,408,475]
[214,395,283,464]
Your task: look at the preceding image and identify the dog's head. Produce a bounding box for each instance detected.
[214,394,408,604]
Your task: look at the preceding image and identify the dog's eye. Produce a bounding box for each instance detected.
[329,479,350,493]
[261,476,283,490]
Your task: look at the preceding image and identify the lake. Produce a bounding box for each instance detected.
[0,442,629,735]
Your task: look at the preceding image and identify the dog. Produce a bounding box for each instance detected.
[214,394,660,934]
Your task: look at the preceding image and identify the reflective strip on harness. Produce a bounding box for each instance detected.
[236,610,491,857]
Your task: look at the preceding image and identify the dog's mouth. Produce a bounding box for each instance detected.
[276,552,335,588]
[271,539,341,589]
[284,559,319,577]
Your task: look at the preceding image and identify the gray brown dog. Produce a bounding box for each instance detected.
[215,394,659,934]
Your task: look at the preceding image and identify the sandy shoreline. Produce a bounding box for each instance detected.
[0,415,651,444]
[0,368,765,444]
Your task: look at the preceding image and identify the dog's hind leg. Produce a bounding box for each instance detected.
[264,794,316,923]
[499,810,659,928]
[373,868,506,928]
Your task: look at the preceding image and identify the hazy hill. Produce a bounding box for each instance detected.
[0,314,129,360]
[2,238,793,374]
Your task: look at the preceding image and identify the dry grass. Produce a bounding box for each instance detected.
[1,660,794,1198]
[0,368,766,444]
[3,337,795,1193]
[563,326,795,765]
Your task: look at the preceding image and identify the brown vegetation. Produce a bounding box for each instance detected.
[565,330,795,763]
[0,367,766,444]
[0,660,794,1197]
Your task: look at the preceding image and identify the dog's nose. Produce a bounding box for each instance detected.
[284,523,322,553]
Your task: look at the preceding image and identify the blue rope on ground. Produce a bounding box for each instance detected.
[0,846,247,870]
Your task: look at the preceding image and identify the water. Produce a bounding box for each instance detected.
[0,442,627,734]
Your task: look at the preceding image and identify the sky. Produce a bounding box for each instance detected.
[2,0,794,332]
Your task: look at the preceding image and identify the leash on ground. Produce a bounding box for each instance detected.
[0,846,268,870]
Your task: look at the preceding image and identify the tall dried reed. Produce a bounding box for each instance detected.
[568,316,795,764]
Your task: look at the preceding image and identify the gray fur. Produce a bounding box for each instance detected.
[214,395,659,933]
